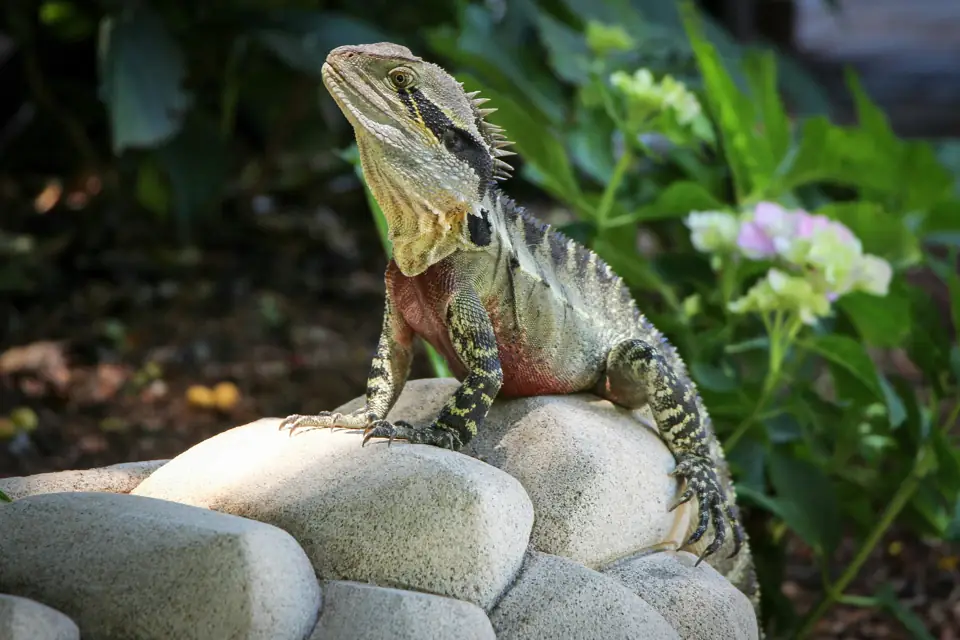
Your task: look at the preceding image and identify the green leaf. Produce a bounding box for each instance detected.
[619,180,724,224]
[802,334,883,400]
[679,3,764,201]
[253,11,392,76]
[98,5,191,153]
[535,13,592,86]
[153,117,228,224]
[947,261,960,344]
[690,361,737,393]
[816,201,921,267]
[837,287,912,348]
[920,200,960,248]
[878,375,907,429]
[767,447,842,553]
[0,489,10,503]
[742,50,790,165]
[425,5,566,125]
[874,584,936,640]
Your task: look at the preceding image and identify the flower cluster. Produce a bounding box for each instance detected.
[609,69,709,141]
[684,202,893,325]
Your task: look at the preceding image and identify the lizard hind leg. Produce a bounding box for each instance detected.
[599,337,744,564]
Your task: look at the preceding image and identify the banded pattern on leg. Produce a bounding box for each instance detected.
[279,292,414,433]
[363,287,503,449]
[602,338,744,563]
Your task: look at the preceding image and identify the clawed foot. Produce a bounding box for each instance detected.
[362,420,462,450]
[277,411,461,450]
[278,410,366,436]
[668,453,744,565]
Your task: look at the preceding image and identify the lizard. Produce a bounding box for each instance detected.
[279,42,760,613]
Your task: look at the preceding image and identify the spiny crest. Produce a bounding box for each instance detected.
[460,83,517,181]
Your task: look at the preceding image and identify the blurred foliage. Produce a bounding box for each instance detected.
[2,0,960,638]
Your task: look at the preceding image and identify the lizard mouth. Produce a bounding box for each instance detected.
[321,58,406,137]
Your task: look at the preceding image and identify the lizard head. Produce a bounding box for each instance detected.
[322,42,515,276]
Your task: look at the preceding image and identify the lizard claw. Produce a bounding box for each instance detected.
[278,412,341,436]
[362,420,462,449]
[668,453,744,564]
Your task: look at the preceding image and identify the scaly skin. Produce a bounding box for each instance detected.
[279,42,761,615]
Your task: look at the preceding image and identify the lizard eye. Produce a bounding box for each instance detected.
[389,67,416,89]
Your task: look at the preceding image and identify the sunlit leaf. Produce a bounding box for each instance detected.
[98,4,191,153]
[620,180,724,224]
[742,50,790,165]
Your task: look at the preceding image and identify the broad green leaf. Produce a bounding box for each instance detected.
[845,69,898,159]
[0,489,10,503]
[920,200,960,248]
[816,201,921,267]
[777,117,896,195]
[742,50,790,165]
[802,334,883,400]
[931,430,960,496]
[837,287,911,348]
[726,440,766,492]
[690,361,737,393]
[905,285,953,393]
[425,5,565,124]
[535,13,592,85]
[764,414,803,444]
[679,3,762,201]
[98,5,191,153]
[567,103,617,185]
[254,11,392,75]
[767,447,842,553]
[898,140,955,212]
[947,262,960,344]
[619,180,724,224]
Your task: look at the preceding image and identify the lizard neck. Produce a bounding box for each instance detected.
[358,135,494,277]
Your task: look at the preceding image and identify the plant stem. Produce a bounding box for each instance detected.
[596,148,633,229]
[725,312,791,449]
[795,455,929,639]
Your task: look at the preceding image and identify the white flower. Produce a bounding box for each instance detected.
[684,211,740,254]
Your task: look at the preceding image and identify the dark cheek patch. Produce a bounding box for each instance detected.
[468,208,493,246]
[397,89,418,119]
[408,88,494,194]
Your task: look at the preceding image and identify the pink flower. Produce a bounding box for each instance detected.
[795,213,856,244]
[736,221,777,258]
[736,201,794,259]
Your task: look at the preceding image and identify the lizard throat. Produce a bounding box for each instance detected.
[357,137,469,276]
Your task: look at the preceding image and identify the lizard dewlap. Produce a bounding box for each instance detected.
[280,42,761,614]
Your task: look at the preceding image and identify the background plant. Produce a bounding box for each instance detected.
[2,0,959,638]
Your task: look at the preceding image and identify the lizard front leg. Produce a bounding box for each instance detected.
[363,287,503,450]
[279,291,413,435]
[602,338,744,564]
